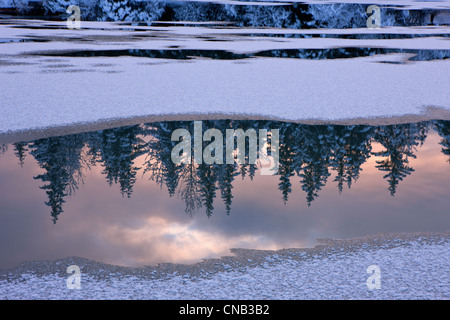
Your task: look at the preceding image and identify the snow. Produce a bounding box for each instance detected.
[0,235,448,299]
[0,2,448,301]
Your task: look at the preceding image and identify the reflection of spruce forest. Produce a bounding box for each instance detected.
[3,120,450,223]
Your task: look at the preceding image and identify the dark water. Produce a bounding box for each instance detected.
[0,120,449,269]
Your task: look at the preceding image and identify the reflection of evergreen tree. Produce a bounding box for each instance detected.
[198,164,218,217]
[13,142,28,167]
[96,125,145,198]
[0,144,7,157]
[96,0,165,23]
[142,122,182,197]
[329,126,373,193]
[248,163,256,181]
[11,119,443,219]
[38,1,431,29]
[30,135,85,223]
[220,120,254,214]
[435,121,450,162]
[373,123,428,196]
[278,124,296,204]
[143,121,224,216]
[179,159,202,216]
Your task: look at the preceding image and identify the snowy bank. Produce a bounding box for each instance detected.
[0,232,448,299]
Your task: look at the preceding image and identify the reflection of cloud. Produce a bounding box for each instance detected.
[98,216,282,267]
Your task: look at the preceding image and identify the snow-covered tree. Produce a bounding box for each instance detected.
[172,1,229,23]
[42,0,97,19]
[435,120,450,163]
[198,163,217,217]
[43,0,76,13]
